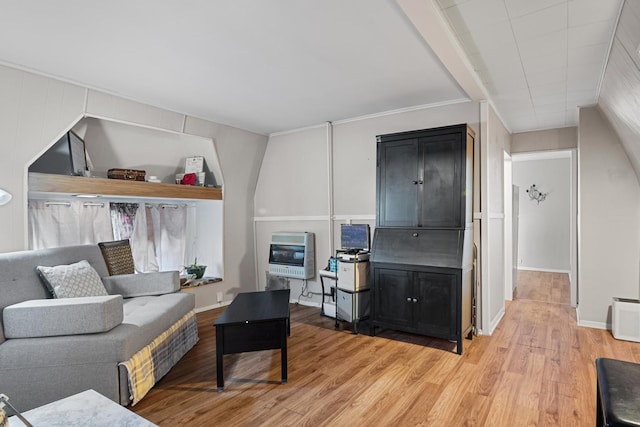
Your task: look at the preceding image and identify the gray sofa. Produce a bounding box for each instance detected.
[0,244,198,412]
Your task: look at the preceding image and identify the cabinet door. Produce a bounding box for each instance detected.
[374,268,413,328]
[413,272,456,336]
[377,140,419,227]
[419,133,463,228]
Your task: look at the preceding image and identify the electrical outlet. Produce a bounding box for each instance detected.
[217,291,223,303]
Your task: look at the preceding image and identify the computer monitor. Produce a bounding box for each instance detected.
[29,131,87,176]
[340,224,370,252]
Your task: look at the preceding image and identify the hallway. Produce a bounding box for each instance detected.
[513,270,571,305]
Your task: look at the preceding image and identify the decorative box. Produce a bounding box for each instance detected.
[107,168,146,181]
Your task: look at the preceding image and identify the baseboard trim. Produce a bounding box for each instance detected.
[292,299,321,309]
[518,267,571,274]
[487,307,506,336]
[195,301,231,313]
[576,305,609,330]
[254,215,329,222]
[196,298,321,313]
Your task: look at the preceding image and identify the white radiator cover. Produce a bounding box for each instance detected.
[612,297,640,342]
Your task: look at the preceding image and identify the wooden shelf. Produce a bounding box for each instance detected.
[29,173,222,201]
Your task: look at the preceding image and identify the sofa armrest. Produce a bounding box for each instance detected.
[3,295,123,338]
[102,271,180,298]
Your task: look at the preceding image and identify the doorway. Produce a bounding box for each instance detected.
[507,150,577,307]
[503,151,513,301]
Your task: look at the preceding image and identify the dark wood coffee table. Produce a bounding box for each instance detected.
[214,289,290,391]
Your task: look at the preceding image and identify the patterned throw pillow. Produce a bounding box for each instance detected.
[36,260,109,298]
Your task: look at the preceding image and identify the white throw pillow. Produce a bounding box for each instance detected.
[36,260,109,298]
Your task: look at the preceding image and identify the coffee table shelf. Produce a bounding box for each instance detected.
[214,289,290,391]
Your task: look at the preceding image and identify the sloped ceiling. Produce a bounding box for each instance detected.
[598,0,640,177]
[0,0,468,135]
[1,0,637,144]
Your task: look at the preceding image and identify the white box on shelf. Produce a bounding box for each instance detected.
[196,172,206,186]
[185,156,204,173]
[337,260,369,291]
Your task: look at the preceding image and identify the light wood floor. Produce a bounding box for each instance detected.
[514,270,571,305]
[132,272,640,426]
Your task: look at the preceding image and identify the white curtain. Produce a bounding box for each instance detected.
[29,200,194,274]
[29,200,113,249]
[148,204,191,272]
[109,202,191,272]
[79,202,114,244]
[110,203,138,241]
[110,203,152,273]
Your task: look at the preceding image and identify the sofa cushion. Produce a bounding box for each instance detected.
[3,295,123,338]
[0,244,109,346]
[102,271,180,297]
[36,260,109,298]
[0,292,195,370]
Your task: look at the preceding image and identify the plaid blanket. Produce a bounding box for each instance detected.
[120,310,199,405]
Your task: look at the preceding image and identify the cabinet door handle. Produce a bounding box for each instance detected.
[412,232,419,237]
[412,298,418,303]
[412,180,424,185]
[412,180,418,185]
[407,297,412,302]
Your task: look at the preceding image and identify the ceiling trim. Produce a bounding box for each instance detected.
[512,150,573,162]
[269,98,472,137]
[268,123,329,138]
[83,113,213,143]
[331,98,472,126]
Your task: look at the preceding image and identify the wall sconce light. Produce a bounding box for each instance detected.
[526,184,547,204]
[0,189,12,206]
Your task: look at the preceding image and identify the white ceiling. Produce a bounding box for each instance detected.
[0,0,467,135]
[436,0,622,132]
[0,0,625,135]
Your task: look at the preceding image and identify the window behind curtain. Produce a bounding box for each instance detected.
[29,200,194,273]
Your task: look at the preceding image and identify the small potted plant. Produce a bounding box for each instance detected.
[185,257,207,279]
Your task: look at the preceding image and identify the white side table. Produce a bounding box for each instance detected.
[9,389,156,427]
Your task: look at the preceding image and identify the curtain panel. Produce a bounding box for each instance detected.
[29,200,194,273]
[28,200,113,249]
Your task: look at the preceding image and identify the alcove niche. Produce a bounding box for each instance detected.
[27,116,224,280]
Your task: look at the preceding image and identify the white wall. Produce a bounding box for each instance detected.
[255,126,329,217]
[254,101,481,307]
[0,65,268,311]
[578,106,640,328]
[0,65,86,253]
[512,127,577,153]
[78,118,223,185]
[480,103,511,334]
[513,155,571,272]
[182,116,268,308]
